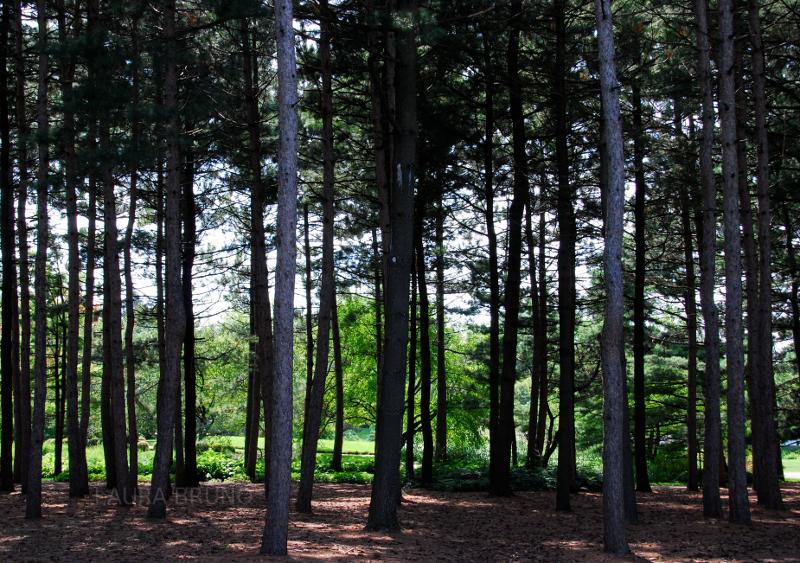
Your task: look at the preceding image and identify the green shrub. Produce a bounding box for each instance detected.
[197,450,237,481]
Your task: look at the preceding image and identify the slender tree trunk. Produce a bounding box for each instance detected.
[481,29,502,492]
[260,0,298,552]
[123,14,141,494]
[785,208,800,393]
[406,262,417,482]
[148,0,186,518]
[331,295,344,472]
[717,0,751,525]
[694,0,723,518]
[494,0,528,498]
[0,0,15,493]
[631,76,651,493]
[297,0,338,512]
[554,0,577,511]
[680,147,700,492]
[54,320,62,476]
[595,0,629,552]
[415,205,434,486]
[303,203,314,419]
[535,208,548,460]
[366,0,416,533]
[748,0,783,510]
[372,227,383,374]
[14,0,31,495]
[101,118,131,504]
[26,0,49,519]
[525,198,541,467]
[434,203,446,462]
[182,123,198,488]
[57,0,88,497]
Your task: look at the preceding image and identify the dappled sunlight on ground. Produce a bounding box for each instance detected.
[0,481,797,560]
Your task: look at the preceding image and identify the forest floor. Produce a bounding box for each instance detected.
[0,481,798,561]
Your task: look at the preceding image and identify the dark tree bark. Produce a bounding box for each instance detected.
[785,208,800,391]
[123,12,142,495]
[481,28,502,493]
[415,204,434,486]
[694,0,723,518]
[297,0,338,512]
[554,0,577,511]
[493,0,528,498]
[148,0,186,518]
[535,208,549,460]
[406,261,417,482]
[14,0,31,495]
[53,317,62,476]
[260,0,298,552]
[631,74,651,494]
[748,0,783,510]
[331,294,344,472]
[525,199,541,467]
[366,0,416,533]
[717,0,751,525]
[678,109,699,492]
[434,202,446,462]
[303,203,314,418]
[595,0,629,553]
[0,0,15,493]
[101,115,131,505]
[26,0,49,519]
[371,227,383,374]
[182,123,199,488]
[57,0,89,498]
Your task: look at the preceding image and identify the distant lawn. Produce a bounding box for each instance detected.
[783,447,800,480]
[205,435,374,455]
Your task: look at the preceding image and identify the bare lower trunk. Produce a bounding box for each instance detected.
[26,0,49,519]
[415,207,434,486]
[366,0,416,533]
[717,0,751,525]
[148,0,186,518]
[261,0,298,552]
[694,0,722,518]
[595,0,629,552]
[406,265,417,481]
[331,296,344,472]
[297,0,337,511]
[434,204,447,462]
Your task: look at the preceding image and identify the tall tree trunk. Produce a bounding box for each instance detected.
[303,203,314,418]
[260,0,298,552]
[717,0,751,525]
[366,0,416,533]
[372,227,383,374]
[14,0,31,495]
[679,114,700,492]
[785,207,800,394]
[535,208,548,460]
[481,29,502,492]
[148,0,186,518]
[748,0,783,510]
[631,75,651,494]
[54,319,62,476]
[525,198,541,467]
[494,0,528,498]
[297,0,338,512]
[26,0,49,519]
[182,122,198,488]
[595,0,629,553]
[694,0,723,518]
[434,202,446,462]
[101,114,131,504]
[123,13,141,495]
[554,0,576,511]
[415,205,434,486]
[57,0,88,497]
[331,294,344,472]
[0,0,15,493]
[406,262,417,482]
[242,16,274,494]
